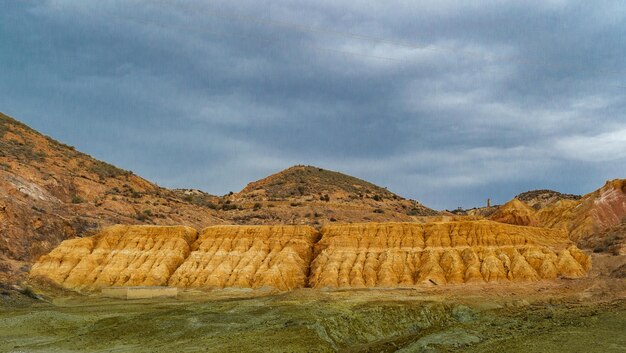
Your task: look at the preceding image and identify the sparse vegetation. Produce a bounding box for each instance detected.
[71,195,85,204]
[89,160,131,180]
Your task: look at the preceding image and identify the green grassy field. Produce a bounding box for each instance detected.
[1,290,624,353]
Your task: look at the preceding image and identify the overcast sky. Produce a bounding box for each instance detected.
[1,1,625,209]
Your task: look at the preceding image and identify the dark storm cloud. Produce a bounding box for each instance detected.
[1,0,624,209]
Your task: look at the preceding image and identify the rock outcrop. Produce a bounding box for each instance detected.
[30,225,198,289]
[489,199,539,227]
[168,225,319,290]
[31,222,592,292]
[309,221,591,289]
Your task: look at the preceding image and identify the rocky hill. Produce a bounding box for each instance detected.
[0,112,225,284]
[221,165,437,225]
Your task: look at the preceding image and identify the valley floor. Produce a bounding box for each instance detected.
[1,274,625,353]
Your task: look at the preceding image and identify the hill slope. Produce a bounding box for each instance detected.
[220,165,437,225]
[0,112,225,283]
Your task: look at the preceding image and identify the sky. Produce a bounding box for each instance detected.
[1,0,625,210]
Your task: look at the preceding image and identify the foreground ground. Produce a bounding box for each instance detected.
[1,254,625,353]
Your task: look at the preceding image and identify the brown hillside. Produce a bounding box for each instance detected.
[221,165,437,225]
[0,112,225,284]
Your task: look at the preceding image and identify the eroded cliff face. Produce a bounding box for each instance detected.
[30,225,198,289]
[309,221,591,289]
[489,180,626,253]
[31,222,591,292]
[489,199,539,227]
[168,225,319,290]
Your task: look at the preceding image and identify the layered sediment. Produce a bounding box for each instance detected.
[30,225,197,289]
[168,225,318,290]
[31,221,591,292]
[309,221,591,288]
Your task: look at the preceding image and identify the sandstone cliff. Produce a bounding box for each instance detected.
[31,222,591,292]
[31,224,319,291]
[169,225,318,290]
[30,225,197,289]
[309,221,590,289]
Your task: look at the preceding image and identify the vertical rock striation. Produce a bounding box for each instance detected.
[31,221,591,292]
[30,225,197,289]
[168,225,318,291]
[309,221,590,289]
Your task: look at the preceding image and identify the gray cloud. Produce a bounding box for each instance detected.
[1,0,625,209]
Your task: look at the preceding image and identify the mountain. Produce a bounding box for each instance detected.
[0,112,225,284]
[219,165,437,225]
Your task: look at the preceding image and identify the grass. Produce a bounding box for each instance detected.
[1,291,623,353]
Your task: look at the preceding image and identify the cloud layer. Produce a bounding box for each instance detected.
[1,0,625,209]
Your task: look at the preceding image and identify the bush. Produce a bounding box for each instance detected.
[253,202,262,210]
[89,161,130,180]
[18,286,39,300]
[373,209,385,214]
[71,195,85,204]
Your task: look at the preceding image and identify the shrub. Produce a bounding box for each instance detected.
[71,195,85,204]
[89,161,130,179]
[253,202,262,210]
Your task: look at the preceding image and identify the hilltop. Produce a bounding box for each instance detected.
[220,165,437,225]
[515,189,581,209]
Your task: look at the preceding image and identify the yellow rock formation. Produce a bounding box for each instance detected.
[31,222,591,292]
[168,225,318,291]
[30,225,197,289]
[489,198,539,227]
[308,221,590,289]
